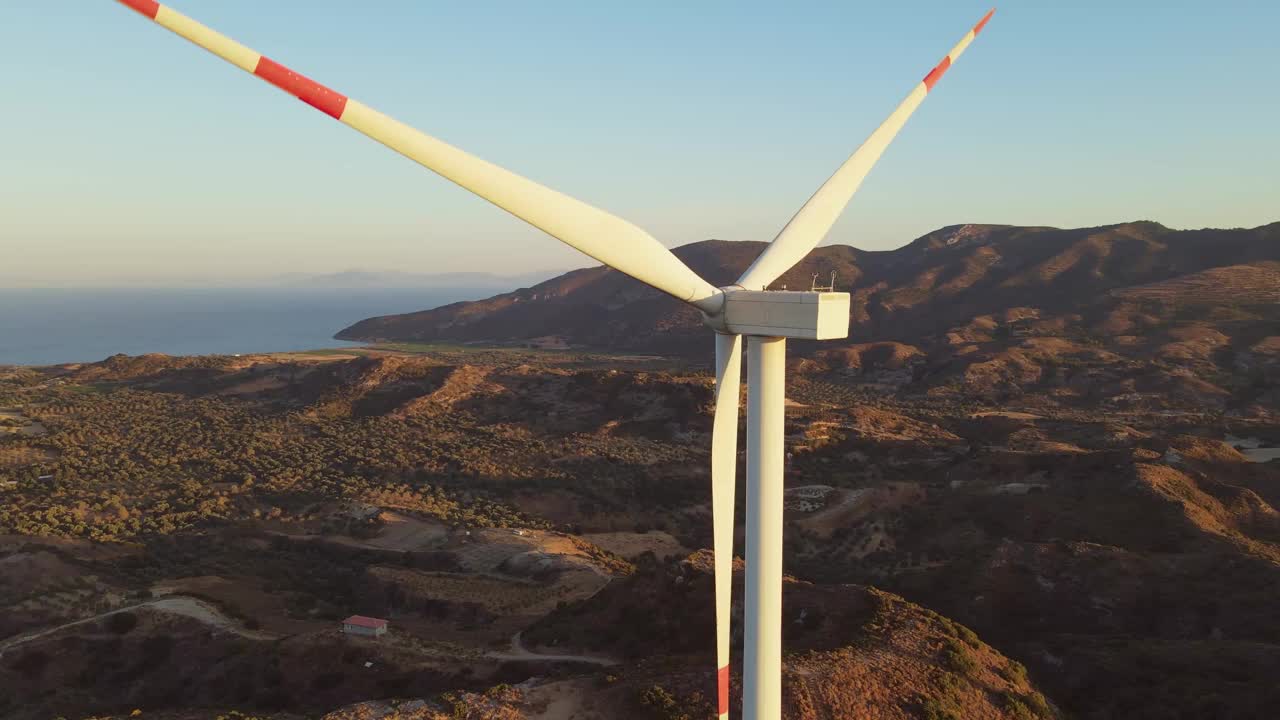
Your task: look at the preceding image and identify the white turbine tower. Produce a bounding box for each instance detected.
[104,3,995,717]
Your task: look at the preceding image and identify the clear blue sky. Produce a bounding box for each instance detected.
[2,1,1277,286]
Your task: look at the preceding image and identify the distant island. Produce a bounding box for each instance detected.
[276,268,560,290]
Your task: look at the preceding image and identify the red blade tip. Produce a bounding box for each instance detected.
[974,8,995,35]
[717,666,730,715]
[118,0,160,19]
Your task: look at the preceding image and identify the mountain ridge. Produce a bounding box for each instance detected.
[335,221,1280,354]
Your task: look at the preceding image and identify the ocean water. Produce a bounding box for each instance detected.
[0,288,494,366]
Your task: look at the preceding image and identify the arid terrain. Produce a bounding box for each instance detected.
[2,223,1278,719]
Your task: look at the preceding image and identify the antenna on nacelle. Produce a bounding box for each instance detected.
[810,271,836,292]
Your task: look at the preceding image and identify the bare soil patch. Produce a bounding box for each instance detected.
[0,409,46,437]
[0,446,57,470]
[582,531,690,561]
[522,678,615,719]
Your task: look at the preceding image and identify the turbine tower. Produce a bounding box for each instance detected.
[104,3,995,717]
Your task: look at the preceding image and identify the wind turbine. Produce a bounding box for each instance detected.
[105,2,995,717]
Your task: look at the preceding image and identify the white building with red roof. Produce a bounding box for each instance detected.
[341,614,389,637]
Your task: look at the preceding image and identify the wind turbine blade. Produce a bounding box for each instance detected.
[712,332,743,720]
[111,0,723,314]
[736,9,996,291]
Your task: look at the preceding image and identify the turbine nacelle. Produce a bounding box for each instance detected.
[703,289,851,340]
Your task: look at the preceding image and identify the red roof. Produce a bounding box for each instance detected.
[342,615,388,629]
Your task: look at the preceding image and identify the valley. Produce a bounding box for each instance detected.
[1,223,1278,719]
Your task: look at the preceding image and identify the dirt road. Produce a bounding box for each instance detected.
[486,631,618,666]
[0,595,272,656]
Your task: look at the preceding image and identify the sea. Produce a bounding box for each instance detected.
[0,288,496,367]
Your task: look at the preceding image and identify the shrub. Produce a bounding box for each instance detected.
[1003,694,1036,720]
[1025,690,1053,716]
[922,698,960,720]
[943,637,978,677]
[1003,690,1052,719]
[999,660,1028,684]
[638,684,696,720]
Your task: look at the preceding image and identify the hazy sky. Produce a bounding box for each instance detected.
[2,1,1277,286]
